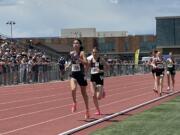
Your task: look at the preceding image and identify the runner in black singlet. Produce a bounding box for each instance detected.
[149,50,158,92]
[166,52,176,92]
[87,47,109,115]
[66,39,89,119]
[152,51,165,96]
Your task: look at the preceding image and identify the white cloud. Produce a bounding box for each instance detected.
[0,0,24,6]
[109,0,119,4]
[0,0,180,37]
[17,0,24,4]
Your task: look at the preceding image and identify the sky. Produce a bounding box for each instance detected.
[0,0,180,38]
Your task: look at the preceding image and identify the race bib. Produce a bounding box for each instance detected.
[95,62,99,67]
[157,64,164,69]
[167,64,173,68]
[91,67,99,74]
[72,64,80,72]
[100,75,104,80]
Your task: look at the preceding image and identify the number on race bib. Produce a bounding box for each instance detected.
[157,64,164,69]
[91,67,99,74]
[72,64,80,72]
[95,62,99,67]
[100,75,104,80]
[167,64,173,68]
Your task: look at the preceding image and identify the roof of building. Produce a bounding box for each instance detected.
[156,16,180,19]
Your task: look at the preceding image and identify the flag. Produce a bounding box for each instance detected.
[134,49,140,65]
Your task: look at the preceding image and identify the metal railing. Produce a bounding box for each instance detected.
[0,63,179,86]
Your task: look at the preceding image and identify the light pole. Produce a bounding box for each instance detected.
[29,39,33,49]
[6,21,16,41]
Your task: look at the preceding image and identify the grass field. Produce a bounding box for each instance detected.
[91,96,180,135]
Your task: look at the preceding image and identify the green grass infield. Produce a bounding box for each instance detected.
[91,96,180,135]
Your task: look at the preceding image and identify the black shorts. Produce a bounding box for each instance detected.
[151,69,156,74]
[155,69,164,77]
[59,65,65,70]
[70,71,87,86]
[167,67,176,75]
[90,73,104,85]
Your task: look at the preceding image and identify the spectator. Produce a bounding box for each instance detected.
[58,56,66,81]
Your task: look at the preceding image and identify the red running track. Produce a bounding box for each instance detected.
[0,73,180,135]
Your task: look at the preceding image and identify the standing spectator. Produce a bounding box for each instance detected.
[58,56,66,81]
[0,58,4,85]
[32,56,38,83]
[27,56,33,83]
[42,55,48,82]
[19,54,28,83]
[37,55,44,83]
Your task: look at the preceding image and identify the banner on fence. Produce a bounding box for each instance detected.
[134,49,140,65]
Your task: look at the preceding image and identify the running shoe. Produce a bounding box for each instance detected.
[167,87,170,91]
[169,88,174,93]
[94,110,101,115]
[85,111,90,119]
[153,88,158,93]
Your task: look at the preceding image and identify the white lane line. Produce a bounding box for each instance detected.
[0,74,150,95]
[0,79,69,89]
[1,73,178,134]
[58,90,180,135]
[1,80,180,121]
[0,90,155,135]
[0,80,151,111]
[0,93,67,105]
[0,85,69,96]
[0,85,151,121]
[0,75,150,106]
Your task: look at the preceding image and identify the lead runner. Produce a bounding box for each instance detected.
[66,39,90,119]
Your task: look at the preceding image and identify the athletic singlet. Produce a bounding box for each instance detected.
[149,56,156,70]
[154,57,164,70]
[70,51,84,73]
[90,57,104,74]
[166,58,175,68]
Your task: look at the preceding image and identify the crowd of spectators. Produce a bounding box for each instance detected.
[0,39,152,86]
[0,40,58,86]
